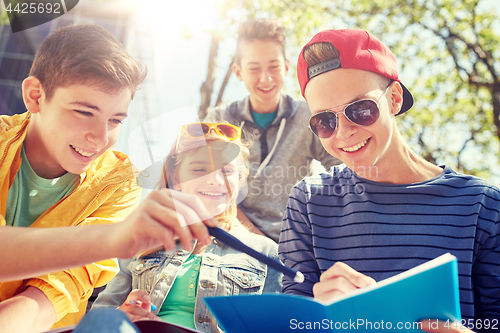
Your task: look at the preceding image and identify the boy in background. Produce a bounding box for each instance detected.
[205,19,339,242]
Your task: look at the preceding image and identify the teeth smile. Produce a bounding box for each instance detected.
[342,139,369,152]
[72,146,95,157]
[200,191,225,197]
[260,87,273,91]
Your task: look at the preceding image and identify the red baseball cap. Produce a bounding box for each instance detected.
[297,29,413,115]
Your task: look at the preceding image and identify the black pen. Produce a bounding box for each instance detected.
[207,226,304,283]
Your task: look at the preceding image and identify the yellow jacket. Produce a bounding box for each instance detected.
[0,112,141,327]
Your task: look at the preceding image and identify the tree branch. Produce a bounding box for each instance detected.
[215,57,234,107]
[199,34,220,120]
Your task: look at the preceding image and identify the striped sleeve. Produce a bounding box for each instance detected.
[279,181,318,297]
[278,165,500,324]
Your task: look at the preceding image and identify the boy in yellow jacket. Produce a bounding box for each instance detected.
[0,24,215,332]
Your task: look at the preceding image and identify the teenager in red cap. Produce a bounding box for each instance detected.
[279,29,500,332]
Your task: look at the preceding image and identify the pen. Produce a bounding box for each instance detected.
[129,299,157,311]
[207,226,304,283]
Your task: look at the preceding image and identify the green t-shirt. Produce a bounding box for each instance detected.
[250,108,277,129]
[158,254,202,329]
[5,146,79,227]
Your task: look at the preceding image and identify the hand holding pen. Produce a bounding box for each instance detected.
[117,289,162,322]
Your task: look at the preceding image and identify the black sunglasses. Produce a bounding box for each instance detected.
[309,84,391,139]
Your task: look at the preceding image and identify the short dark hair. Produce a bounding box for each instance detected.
[235,19,286,64]
[29,24,146,100]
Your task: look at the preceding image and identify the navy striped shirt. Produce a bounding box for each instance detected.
[279,165,500,323]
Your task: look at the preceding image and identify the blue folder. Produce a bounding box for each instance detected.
[204,253,461,333]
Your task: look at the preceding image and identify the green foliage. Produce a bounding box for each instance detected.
[217,0,332,51]
[333,0,500,184]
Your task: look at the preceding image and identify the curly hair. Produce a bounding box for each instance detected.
[235,18,286,64]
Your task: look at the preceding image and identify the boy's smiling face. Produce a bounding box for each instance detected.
[233,39,289,114]
[305,69,399,175]
[23,78,131,178]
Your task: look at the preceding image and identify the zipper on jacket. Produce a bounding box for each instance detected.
[73,176,134,225]
[0,127,25,170]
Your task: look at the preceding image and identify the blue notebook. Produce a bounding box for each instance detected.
[204,253,461,333]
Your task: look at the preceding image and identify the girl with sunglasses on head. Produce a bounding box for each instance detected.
[279,30,500,333]
[92,123,282,333]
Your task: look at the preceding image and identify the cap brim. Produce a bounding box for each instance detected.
[397,82,413,115]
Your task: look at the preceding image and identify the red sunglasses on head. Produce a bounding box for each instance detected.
[176,122,241,153]
[309,84,392,139]
[180,123,241,140]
